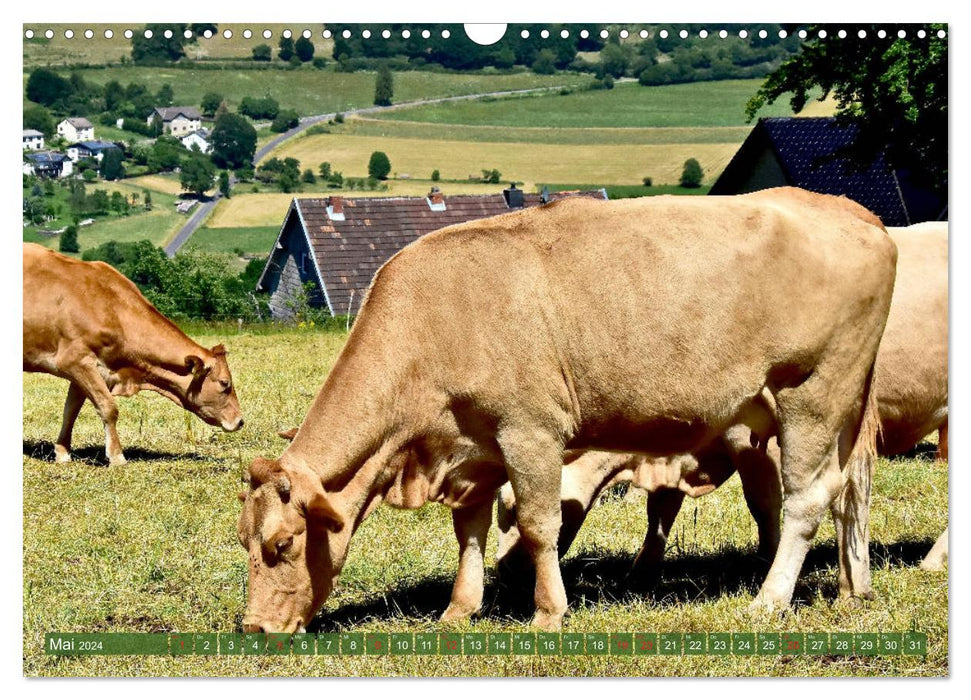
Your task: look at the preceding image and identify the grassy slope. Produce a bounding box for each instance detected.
[190,226,279,255]
[23,327,947,677]
[66,66,587,118]
[372,80,836,128]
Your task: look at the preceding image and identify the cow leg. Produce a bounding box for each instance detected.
[54,382,87,463]
[630,488,685,581]
[65,360,126,466]
[750,426,843,613]
[441,498,493,621]
[936,420,948,461]
[736,446,783,560]
[919,527,948,571]
[501,429,568,631]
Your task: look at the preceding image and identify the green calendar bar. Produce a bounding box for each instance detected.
[42,631,932,656]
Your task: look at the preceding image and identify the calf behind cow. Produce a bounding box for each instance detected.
[237,188,896,632]
[23,244,244,465]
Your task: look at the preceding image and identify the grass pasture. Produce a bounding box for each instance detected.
[23,325,948,677]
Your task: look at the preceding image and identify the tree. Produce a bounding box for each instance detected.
[600,43,629,79]
[239,95,279,120]
[180,153,217,197]
[214,99,230,123]
[431,169,440,182]
[747,24,947,192]
[26,68,72,107]
[219,170,231,198]
[252,44,272,62]
[144,190,153,211]
[131,23,190,63]
[295,36,315,62]
[148,136,186,172]
[302,168,316,184]
[531,49,557,75]
[156,83,174,106]
[201,92,223,116]
[103,79,126,111]
[680,158,704,188]
[278,36,295,62]
[374,64,394,106]
[23,105,54,137]
[318,162,332,179]
[59,225,79,253]
[271,109,300,133]
[101,148,125,181]
[110,190,129,214]
[368,151,391,180]
[211,113,257,169]
[89,189,111,213]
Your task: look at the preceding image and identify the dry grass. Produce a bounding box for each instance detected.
[126,174,191,197]
[269,132,740,190]
[23,325,948,677]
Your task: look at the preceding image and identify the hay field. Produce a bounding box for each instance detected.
[23,326,948,677]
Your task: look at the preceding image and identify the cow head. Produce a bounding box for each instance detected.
[184,344,244,432]
[237,456,346,633]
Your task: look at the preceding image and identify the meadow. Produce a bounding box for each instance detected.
[22,325,948,677]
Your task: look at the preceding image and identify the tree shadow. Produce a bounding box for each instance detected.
[309,537,937,632]
[22,439,209,466]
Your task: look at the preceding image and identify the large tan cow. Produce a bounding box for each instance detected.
[497,222,948,576]
[237,188,895,632]
[23,244,244,465]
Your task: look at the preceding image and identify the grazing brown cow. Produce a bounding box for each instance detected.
[497,222,948,577]
[23,243,244,465]
[237,188,895,632]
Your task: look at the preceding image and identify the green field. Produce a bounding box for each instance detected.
[190,226,279,256]
[23,325,947,677]
[64,66,587,118]
[23,180,182,253]
[372,80,834,128]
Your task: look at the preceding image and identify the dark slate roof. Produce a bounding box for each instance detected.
[25,151,70,164]
[710,117,945,227]
[262,189,608,316]
[154,106,201,121]
[63,117,93,128]
[71,140,120,152]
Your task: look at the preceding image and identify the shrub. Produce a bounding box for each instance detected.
[334,112,345,123]
[295,36,315,62]
[531,49,557,75]
[312,57,327,69]
[302,169,316,184]
[252,44,272,62]
[271,109,300,133]
[642,176,653,187]
[59,225,79,253]
[680,158,704,188]
[431,169,440,182]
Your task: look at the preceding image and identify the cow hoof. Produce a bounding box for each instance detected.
[919,559,946,572]
[440,603,480,622]
[54,446,72,464]
[747,596,786,617]
[530,610,564,632]
[108,454,127,467]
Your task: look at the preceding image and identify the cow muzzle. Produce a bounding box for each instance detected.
[223,416,245,432]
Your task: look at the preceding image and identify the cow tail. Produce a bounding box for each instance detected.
[839,363,881,559]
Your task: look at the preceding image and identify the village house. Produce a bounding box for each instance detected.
[256,186,609,318]
[180,128,212,154]
[22,129,45,150]
[710,117,947,226]
[23,151,73,179]
[149,106,202,136]
[66,140,121,163]
[56,117,94,142]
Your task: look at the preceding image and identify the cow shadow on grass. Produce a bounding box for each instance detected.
[22,439,209,466]
[310,537,936,631]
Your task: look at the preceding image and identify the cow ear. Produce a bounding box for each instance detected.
[185,354,207,377]
[306,491,345,533]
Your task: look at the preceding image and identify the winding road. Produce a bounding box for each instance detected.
[163,85,568,257]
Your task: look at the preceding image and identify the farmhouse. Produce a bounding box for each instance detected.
[56,117,94,142]
[67,140,121,163]
[23,151,73,179]
[22,129,45,150]
[180,128,212,154]
[710,117,946,226]
[149,106,202,136]
[256,187,608,318]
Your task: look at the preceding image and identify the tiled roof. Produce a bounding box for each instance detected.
[154,106,201,121]
[268,189,607,316]
[63,117,93,129]
[711,117,945,227]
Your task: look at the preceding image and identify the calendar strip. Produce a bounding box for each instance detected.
[43,631,928,657]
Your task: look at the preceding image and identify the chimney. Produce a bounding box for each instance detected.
[503,183,524,208]
[326,195,345,221]
[427,186,446,211]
